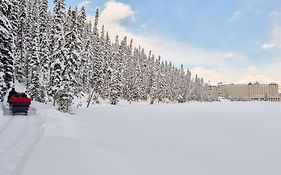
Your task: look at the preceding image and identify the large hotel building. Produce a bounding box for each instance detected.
[209,82,280,101]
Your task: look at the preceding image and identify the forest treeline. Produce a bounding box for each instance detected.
[0,0,210,112]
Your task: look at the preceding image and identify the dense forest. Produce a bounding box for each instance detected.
[0,0,210,112]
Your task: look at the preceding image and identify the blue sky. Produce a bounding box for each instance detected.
[49,0,281,85]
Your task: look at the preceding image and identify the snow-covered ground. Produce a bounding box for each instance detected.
[1,101,281,175]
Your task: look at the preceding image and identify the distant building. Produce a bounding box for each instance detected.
[209,82,280,101]
[208,85,218,98]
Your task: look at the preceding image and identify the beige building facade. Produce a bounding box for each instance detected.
[209,82,280,101]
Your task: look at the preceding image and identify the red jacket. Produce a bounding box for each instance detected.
[9,97,31,105]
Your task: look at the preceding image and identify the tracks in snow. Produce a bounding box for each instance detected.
[0,116,14,136]
[0,107,42,175]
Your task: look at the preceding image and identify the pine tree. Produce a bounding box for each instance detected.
[78,6,88,93]
[0,0,14,99]
[176,64,187,103]
[109,35,123,105]
[150,57,162,104]
[77,6,86,42]
[9,0,19,63]
[124,39,135,102]
[190,74,201,101]
[99,26,109,98]
[14,0,27,83]
[49,0,67,109]
[28,0,46,102]
[64,8,82,96]
[131,47,140,101]
[185,69,192,101]
[38,0,49,101]
[139,48,149,100]
[147,52,155,96]
[90,9,103,103]
[101,31,112,99]
[45,11,54,96]
[81,21,93,93]
[109,69,122,105]
[118,36,128,98]
[9,0,19,41]
[58,73,73,112]
[24,1,33,86]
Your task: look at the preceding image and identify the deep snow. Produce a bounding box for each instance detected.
[1,102,281,175]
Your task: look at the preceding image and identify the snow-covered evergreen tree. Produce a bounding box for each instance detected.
[176,64,187,103]
[147,52,155,97]
[150,57,162,104]
[124,39,136,103]
[28,0,45,102]
[129,47,142,101]
[64,8,82,97]
[9,0,19,61]
[49,0,68,110]
[190,74,203,101]
[24,1,34,86]
[90,9,103,103]
[101,31,112,99]
[77,6,88,93]
[109,69,122,105]
[14,0,27,83]
[184,69,192,101]
[57,73,73,112]
[0,0,14,99]
[99,26,108,98]
[139,48,149,100]
[38,0,49,102]
[108,35,123,105]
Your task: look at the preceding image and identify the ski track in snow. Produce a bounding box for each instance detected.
[0,103,42,175]
[0,116,14,135]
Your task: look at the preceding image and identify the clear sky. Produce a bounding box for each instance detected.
[49,0,281,85]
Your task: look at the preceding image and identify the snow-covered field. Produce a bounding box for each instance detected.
[1,102,281,175]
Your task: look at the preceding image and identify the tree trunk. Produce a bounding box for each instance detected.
[87,89,95,108]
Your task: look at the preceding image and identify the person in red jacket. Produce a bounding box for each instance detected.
[8,88,18,103]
